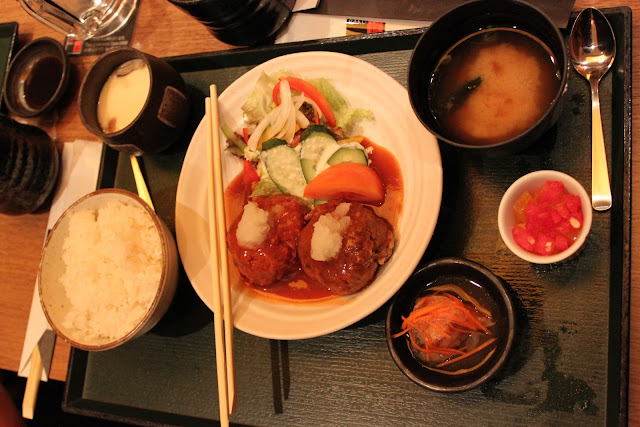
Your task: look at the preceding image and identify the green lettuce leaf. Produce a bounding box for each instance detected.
[250,175,282,198]
[241,72,280,124]
[310,78,373,131]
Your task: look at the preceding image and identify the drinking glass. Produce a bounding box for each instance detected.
[18,0,138,41]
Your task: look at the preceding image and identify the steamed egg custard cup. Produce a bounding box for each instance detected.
[498,170,592,264]
[78,47,189,156]
[38,189,179,351]
[78,48,190,210]
[386,258,516,392]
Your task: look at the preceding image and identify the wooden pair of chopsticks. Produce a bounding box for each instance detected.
[22,344,43,419]
[205,85,236,426]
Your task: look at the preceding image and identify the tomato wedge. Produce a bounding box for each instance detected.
[303,163,384,204]
[273,77,337,128]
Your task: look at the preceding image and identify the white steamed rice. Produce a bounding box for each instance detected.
[60,199,162,344]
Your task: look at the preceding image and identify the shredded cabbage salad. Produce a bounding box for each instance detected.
[221,71,376,202]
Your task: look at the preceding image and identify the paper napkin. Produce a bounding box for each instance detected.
[18,140,103,381]
[276,13,428,44]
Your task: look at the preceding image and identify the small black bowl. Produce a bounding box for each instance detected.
[408,0,569,155]
[386,257,516,392]
[168,0,292,46]
[3,37,70,118]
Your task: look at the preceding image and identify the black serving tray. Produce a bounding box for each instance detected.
[64,8,631,426]
[0,22,18,112]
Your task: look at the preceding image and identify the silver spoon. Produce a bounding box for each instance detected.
[569,8,615,212]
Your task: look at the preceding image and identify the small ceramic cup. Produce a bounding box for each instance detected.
[498,170,592,264]
[78,48,189,155]
[3,37,70,118]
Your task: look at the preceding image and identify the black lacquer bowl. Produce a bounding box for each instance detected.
[3,37,70,118]
[407,0,569,155]
[386,257,516,392]
[167,0,292,47]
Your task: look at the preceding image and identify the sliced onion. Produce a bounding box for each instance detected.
[247,82,316,148]
[247,107,278,150]
[296,110,310,128]
[293,94,305,109]
[283,81,297,141]
[291,94,309,129]
[265,80,292,141]
[284,96,297,142]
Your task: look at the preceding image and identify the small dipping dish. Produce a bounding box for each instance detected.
[498,170,592,264]
[38,189,179,351]
[386,257,515,392]
[3,37,70,117]
[78,48,189,155]
[407,0,569,155]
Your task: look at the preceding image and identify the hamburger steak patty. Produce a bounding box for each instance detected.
[297,201,395,295]
[227,195,309,287]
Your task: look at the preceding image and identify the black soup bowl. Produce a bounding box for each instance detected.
[386,257,516,392]
[408,0,569,155]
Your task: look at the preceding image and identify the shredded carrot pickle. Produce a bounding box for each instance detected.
[394,284,498,375]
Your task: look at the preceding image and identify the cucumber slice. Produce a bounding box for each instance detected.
[327,147,368,166]
[260,144,308,199]
[314,142,369,176]
[300,124,333,141]
[261,138,287,151]
[300,158,316,183]
[299,132,337,182]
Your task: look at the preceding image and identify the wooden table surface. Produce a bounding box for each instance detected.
[0,0,637,423]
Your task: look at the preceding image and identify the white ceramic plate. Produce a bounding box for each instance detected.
[175,51,442,340]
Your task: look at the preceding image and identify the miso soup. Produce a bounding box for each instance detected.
[428,28,561,146]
